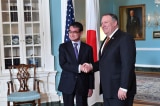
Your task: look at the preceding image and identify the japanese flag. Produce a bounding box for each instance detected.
[86,0,100,62]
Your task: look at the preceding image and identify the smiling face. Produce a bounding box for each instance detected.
[69,26,82,42]
[101,15,118,36]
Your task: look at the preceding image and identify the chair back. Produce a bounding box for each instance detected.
[8,64,36,92]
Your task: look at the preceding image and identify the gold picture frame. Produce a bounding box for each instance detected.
[119,4,145,40]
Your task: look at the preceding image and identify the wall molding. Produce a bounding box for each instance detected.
[135,64,160,68]
[136,48,160,51]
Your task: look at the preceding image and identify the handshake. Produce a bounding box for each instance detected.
[80,63,93,73]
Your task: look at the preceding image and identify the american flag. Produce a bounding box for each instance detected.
[64,0,75,42]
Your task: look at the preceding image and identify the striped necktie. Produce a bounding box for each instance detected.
[73,43,78,60]
[101,37,110,54]
[104,37,110,47]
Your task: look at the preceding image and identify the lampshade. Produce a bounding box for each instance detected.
[155,0,160,7]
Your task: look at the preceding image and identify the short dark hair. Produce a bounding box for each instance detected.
[103,13,119,25]
[69,22,83,32]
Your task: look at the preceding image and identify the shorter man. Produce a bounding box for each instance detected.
[58,22,94,106]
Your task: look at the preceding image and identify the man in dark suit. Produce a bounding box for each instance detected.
[58,22,94,106]
[82,13,136,106]
[126,9,140,38]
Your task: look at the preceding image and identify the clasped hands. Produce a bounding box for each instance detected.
[80,63,93,73]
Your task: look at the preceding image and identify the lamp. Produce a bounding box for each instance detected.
[146,0,160,27]
[100,27,106,41]
[155,0,160,7]
[146,12,160,27]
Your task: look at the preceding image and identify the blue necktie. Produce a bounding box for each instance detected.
[73,43,78,60]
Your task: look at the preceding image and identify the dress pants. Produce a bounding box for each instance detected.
[63,92,88,106]
[103,95,134,106]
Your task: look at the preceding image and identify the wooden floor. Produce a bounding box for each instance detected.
[133,104,154,106]
[133,100,160,106]
[134,103,160,106]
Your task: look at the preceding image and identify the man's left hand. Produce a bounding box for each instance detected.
[118,88,127,100]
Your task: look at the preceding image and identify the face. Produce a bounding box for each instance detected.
[69,26,82,42]
[101,15,117,36]
[130,10,134,17]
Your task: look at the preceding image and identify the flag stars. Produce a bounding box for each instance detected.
[64,0,75,42]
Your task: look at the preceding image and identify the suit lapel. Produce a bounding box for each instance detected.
[78,42,85,62]
[68,41,84,62]
[99,36,107,56]
[100,29,120,57]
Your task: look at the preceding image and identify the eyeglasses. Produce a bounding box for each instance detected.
[68,31,80,34]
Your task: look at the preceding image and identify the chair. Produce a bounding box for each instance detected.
[7,64,41,106]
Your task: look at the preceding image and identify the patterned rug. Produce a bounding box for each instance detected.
[135,75,160,104]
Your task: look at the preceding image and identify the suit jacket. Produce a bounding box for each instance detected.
[126,16,140,37]
[58,41,94,96]
[93,29,136,98]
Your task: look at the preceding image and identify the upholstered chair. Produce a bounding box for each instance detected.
[7,64,41,106]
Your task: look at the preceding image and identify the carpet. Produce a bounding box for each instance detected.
[134,75,160,104]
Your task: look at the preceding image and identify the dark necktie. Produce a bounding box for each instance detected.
[73,43,78,60]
